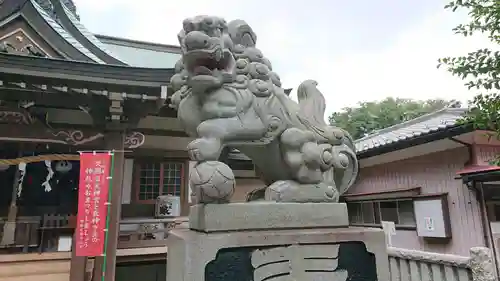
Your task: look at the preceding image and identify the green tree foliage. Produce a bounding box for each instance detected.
[438,0,500,165]
[328,98,454,140]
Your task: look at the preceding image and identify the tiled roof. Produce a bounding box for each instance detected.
[60,0,78,19]
[354,107,467,153]
[59,0,124,63]
[3,0,181,66]
[95,35,181,68]
[31,0,104,63]
[100,42,181,68]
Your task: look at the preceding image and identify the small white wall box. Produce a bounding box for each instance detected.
[57,235,73,252]
[155,195,181,217]
[413,194,451,238]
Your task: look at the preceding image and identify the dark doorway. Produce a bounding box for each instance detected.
[116,260,166,281]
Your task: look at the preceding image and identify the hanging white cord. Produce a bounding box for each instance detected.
[17,162,26,198]
[41,160,53,192]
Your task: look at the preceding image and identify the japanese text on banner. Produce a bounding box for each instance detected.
[75,153,111,257]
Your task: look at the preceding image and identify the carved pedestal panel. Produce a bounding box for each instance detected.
[205,242,377,281]
[167,204,390,281]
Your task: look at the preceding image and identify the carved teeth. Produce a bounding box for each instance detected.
[215,49,222,61]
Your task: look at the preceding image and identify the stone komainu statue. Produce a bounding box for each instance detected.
[170,15,358,204]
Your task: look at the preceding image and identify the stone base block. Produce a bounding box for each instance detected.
[189,202,349,232]
[167,226,390,281]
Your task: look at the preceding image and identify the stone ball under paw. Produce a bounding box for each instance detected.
[190,161,235,203]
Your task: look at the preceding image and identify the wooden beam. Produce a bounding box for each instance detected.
[0,53,173,93]
[0,86,95,108]
[93,132,126,281]
[0,123,147,149]
[92,256,103,281]
[0,148,22,246]
[0,123,104,146]
[105,132,125,281]
[46,108,185,134]
[130,149,188,158]
[0,106,35,125]
[70,232,87,281]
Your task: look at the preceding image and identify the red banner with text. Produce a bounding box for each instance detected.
[75,152,111,257]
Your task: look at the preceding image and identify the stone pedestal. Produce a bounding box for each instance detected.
[167,203,390,281]
[189,202,349,232]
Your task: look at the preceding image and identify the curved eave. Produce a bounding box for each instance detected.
[356,124,472,159]
[51,0,126,65]
[21,0,103,63]
[0,53,174,93]
[0,0,27,22]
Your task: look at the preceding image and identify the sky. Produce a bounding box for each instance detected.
[74,0,493,116]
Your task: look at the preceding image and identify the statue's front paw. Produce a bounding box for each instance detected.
[187,145,203,162]
[187,138,222,161]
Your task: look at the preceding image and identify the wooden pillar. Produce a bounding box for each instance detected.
[70,232,87,281]
[1,149,23,246]
[93,131,125,281]
[92,255,103,281]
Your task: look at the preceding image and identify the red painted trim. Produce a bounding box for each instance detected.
[456,164,500,175]
[413,192,448,199]
[346,191,447,202]
[133,162,140,203]
[159,162,165,195]
[344,187,422,198]
[473,143,500,148]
